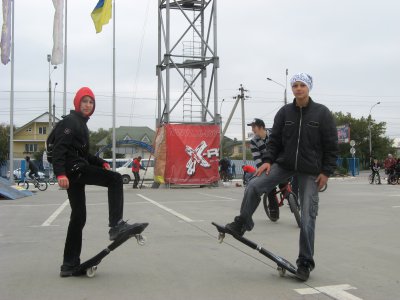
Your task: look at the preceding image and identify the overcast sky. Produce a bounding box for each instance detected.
[1,0,399,141]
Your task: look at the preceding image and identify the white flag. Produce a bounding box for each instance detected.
[0,0,11,65]
[51,0,64,65]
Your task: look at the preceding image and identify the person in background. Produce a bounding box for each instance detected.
[384,154,396,184]
[219,157,230,182]
[247,118,280,221]
[25,156,39,179]
[231,162,237,178]
[132,156,146,189]
[370,158,381,184]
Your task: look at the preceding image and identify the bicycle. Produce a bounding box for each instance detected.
[262,181,301,228]
[219,170,233,182]
[388,172,400,185]
[17,175,48,191]
[368,172,381,184]
[45,175,57,186]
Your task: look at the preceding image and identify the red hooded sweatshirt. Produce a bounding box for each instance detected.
[74,87,96,116]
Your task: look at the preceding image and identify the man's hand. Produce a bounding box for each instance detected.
[315,173,328,191]
[57,175,69,189]
[103,163,111,170]
[255,163,271,176]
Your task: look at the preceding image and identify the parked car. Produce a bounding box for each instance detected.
[116,158,155,184]
[103,158,130,169]
[13,168,45,180]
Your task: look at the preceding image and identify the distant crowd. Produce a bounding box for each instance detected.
[370,154,400,184]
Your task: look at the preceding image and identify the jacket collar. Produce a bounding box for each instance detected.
[70,110,89,123]
[291,97,314,112]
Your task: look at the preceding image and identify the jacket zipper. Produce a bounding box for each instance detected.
[295,107,303,171]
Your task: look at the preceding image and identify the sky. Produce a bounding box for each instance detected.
[1,0,399,141]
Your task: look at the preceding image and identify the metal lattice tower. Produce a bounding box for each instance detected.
[157,0,219,125]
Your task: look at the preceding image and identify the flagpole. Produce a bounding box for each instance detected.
[112,0,116,171]
[9,0,15,184]
[63,0,67,116]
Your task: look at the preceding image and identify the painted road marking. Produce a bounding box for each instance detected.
[137,194,194,222]
[295,284,362,300]
[393,206,400,208]
[197,192,237,200]
[41,199,69,227]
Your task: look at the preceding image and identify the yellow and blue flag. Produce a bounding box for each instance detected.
[91,0,112,33]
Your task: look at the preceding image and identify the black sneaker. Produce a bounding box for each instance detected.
[109,220,140,241]
[60,264,79,278]
[225,216,246,237]
[296,264,311,281]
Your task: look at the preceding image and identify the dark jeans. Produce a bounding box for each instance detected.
[63,165,124,266]
[28,170,39,179]
[133,172,140,188]
[371,171,381,183]
[238,163,319,269]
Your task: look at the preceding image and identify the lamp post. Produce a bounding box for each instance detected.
[368,101,381,162]
[267,68,288,105]
[47,54,57,131]
[53,82,58,128]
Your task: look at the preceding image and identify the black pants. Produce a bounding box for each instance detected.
[133,172,140,188]
[372,171,381,183]
[63,165,124,266]
[28,170,39,179]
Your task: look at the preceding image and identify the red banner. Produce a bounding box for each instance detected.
[164,124,220,185]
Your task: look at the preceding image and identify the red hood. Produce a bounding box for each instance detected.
[74,87,95,117]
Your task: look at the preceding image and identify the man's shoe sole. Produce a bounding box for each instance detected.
[295,272,309,281]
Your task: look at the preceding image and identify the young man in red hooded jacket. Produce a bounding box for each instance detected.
[53,87,145,277]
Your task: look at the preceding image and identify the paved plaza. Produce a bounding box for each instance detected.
[1,176,399,299]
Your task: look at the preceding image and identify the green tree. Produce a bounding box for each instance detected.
[0,124,15,165]
[333,112,394,169]
[89,128,110,154]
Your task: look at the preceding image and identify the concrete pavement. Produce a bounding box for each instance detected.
[0,176,399,299]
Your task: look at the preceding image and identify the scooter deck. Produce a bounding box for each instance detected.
[212,222,297,276]
[73,222,149,277]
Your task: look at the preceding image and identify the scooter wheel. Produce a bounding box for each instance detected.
[218,232,225,244]
[277,266,286,277]
[86,266,97,278]
[136,234,146,246]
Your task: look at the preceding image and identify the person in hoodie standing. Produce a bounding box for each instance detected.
[225,73,338,281]
[53,87,145,277]
[131,156,146,188]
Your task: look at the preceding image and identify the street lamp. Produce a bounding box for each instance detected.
[267,68,288,105]
[47,54,57,131]
[368,101,381,161]
[53,82,58,128]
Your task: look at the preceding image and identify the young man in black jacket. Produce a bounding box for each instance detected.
[226,73,338,281]
[53,87,145,277]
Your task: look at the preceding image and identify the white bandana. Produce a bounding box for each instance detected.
[290,73,313,90]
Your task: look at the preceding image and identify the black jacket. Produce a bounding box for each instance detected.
[265,98,338,176]
[52,110,105,177]
[28,160,38,173]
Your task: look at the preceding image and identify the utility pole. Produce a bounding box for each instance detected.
[285,68,288,105]
[47,54,57,131]
[239,84,249,163]
[368,101,381,163]
[47,54,52,130]
[53,82,58,127]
